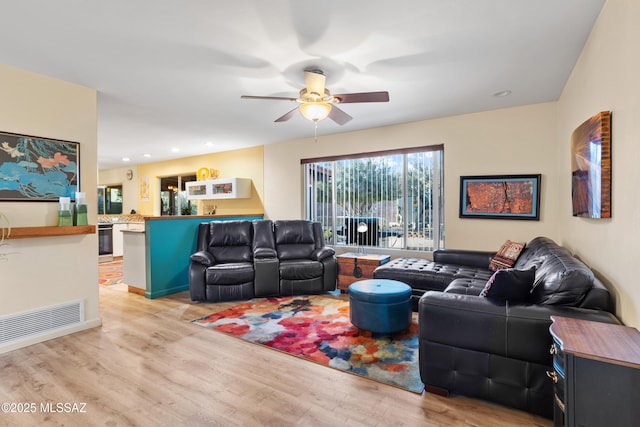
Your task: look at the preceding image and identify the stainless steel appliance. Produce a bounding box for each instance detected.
[98,223,114,263]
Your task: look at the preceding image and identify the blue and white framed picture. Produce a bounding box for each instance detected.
[459,174,541,220]
[0,131,80,201]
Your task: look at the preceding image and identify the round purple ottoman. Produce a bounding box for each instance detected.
[349,279,412,334]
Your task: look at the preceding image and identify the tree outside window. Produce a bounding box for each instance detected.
[304,146,444,251]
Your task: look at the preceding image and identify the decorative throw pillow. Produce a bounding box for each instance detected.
[489,240,526,271]
[480,267,536,301]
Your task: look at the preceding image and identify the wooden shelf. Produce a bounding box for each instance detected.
[4,225,96,239]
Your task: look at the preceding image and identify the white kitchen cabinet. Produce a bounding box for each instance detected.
[185,178,251,200]
[123,229,147,294]
[112,223,126,257]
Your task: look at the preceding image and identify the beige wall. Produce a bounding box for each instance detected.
[265,102,559,251]
[0,65,100,353]
[557,0,640,326]
[101,145,264,217]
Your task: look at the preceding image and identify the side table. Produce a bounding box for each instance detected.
[336,252,390,291]
[549,316,640,427]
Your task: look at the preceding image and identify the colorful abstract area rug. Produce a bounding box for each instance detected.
[192,295,424,393]
[99,260,123,285]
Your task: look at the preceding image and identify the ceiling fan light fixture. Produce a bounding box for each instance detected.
[299,102,332,122]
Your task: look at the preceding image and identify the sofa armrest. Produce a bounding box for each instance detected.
[310,246,335,261]
[189,263,207,301]
[254,257,280,297]
[190,250,215,266]
[320,256,337,292]
[433,249,495,269]
[254,247,277,259]
[419,291,619,366]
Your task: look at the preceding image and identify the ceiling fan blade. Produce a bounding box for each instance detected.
[333,91,390,103]
[274,107,300,123]
[328,105,353,126]
[241,95,298,101]
[304,70,326,96]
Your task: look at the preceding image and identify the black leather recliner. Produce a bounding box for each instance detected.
[273,220,337,295]
[189,220,258,302]
[189,219,337,302]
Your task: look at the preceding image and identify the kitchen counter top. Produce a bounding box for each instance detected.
[142,213,263,221]
[98,214,145,224]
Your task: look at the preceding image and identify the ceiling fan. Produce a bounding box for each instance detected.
[241,70,389,125]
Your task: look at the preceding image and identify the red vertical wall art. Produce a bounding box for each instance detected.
[571,111,612,218]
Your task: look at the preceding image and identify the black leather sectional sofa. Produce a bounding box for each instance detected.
[189,219,337,302]
[375,236,619,418]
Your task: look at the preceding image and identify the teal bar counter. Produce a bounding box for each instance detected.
[141,214,263,298]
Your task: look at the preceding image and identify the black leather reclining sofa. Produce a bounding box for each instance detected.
[189,219,337,302]
[374,236,619,418]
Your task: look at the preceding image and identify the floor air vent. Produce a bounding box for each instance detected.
[0,300,84,345]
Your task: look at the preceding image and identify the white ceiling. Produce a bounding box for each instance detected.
[0,0,605,170]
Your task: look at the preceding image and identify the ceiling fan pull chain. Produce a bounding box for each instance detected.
[314,120,319,143]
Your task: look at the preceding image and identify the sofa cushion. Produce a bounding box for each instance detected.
[529,254,594,305]
[279,259,323,280]
[480,267,536,301]
[274,220,316,260]
[373,257,493,293]
[207,221,253,263]
[206,262,254,285]
[443,278,487,296]
[489,240,526,271]
[513,237,550,271]
[517,237,596,306]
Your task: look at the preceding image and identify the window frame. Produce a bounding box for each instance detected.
[302,144,444,252]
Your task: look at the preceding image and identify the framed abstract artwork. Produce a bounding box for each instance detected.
[460,174,541,220]
[0,131,80,201]
[571,111,612,218]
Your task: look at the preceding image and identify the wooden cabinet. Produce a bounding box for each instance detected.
[336,253,390,291]
[185,178,251,200]
[549,316,640,427]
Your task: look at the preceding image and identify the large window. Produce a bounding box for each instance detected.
[303,145,444,251]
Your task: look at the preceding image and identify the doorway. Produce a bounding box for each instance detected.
[98,185,123,214]
[160,175,198,216]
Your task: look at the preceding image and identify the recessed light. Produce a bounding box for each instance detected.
[122,157,130,162]
[205,141,214,147]
[492,90,512,97]
[171,148,180,153]
[143,153,151,158]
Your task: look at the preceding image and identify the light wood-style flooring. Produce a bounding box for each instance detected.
[0,284,552,426]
